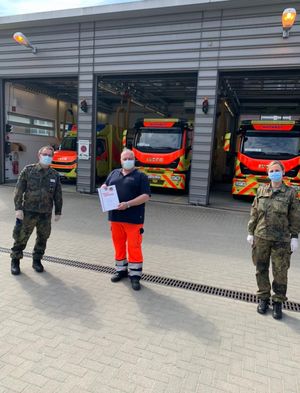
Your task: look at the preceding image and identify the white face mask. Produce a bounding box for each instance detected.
[39,155,52,166]
[122,159,135,170]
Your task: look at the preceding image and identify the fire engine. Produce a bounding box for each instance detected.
[230,120,300,197]
[51,123,122,180]
[123,118,193,190]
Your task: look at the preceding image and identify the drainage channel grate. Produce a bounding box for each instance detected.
[1,247,300,312]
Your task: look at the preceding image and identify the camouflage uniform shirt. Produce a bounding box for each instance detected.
[14,163,63,215]
[248,183,300,242]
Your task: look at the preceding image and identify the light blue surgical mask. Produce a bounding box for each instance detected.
[39,155,52,166]
[268,171,282,182]
[122,159,135,170]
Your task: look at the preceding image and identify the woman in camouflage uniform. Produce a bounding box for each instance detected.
[247,160,300,319]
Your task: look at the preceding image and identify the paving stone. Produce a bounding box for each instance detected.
[1,185,300,393]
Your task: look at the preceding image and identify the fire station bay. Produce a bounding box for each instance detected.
[1,0,300,208]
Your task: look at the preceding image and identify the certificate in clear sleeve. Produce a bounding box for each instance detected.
[97,185,120,212]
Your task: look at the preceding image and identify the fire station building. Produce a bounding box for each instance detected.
[0,0,299,205]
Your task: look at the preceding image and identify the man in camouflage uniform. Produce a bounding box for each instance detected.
[247,161,300,319]
[11,145,63,275]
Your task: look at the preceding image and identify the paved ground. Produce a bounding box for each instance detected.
[1,185,300,393]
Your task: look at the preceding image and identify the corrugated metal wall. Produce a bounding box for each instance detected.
[0,80,5,183]
[0,24,80,76]
[1,1,300,203]
[77,23,95,193]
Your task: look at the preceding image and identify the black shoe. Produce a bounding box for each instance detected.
[131,278,141,291]
[111,270,128,283]
[11,259,20,275]
[257,299,269,314]
[272,302,282,320]
[32,259,44,273]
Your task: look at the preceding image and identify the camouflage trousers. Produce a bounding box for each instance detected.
[11,211,52,261]
[252,236,291,303]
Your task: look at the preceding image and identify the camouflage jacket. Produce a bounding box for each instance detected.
[14,163,63,215]
[248,183,300,242]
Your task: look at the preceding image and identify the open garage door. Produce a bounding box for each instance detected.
[210,69,300,211]
[4,77,78,187]
[96,73,197,204]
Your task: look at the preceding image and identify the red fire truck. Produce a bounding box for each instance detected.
[51,124,122,180]
[230,120,300,197]
[123,118,193,190]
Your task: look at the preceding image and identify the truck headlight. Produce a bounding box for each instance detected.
[235,181,246,187]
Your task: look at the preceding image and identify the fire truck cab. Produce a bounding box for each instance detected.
[230,120,300,197]
[124,118,193,190]
[51,123,122,180]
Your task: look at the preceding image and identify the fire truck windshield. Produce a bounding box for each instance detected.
[135,127,182,152]
[60,137,77,151]
[242,132,300,159]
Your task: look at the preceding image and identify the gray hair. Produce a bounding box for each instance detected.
[121,148,135,159]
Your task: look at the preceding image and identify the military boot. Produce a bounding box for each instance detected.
[257,299,269,314]
[32,259,44,273]
[11,259,21,275]
[111,270,128,282]
[272,302,282,320]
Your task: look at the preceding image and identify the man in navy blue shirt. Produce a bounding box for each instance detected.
[102,149,151,290]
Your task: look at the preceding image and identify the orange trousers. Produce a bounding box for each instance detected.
[110,222,144,278]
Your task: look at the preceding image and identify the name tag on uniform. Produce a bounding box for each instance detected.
[50,179,56,183]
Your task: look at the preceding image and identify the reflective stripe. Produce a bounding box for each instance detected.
[224,140,230,151]
[129,270,142,277]
[239,181,257,195]
[128,262,143,277]
[178,160,184,169]
[115,259,128,271]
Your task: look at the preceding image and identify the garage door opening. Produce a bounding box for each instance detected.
[4,77,78,188]
[96,73,197,204]
[210,69,300,211]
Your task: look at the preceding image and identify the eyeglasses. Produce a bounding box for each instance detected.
[41,153,53,157]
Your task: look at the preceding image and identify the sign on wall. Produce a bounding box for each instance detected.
[78,140,90,160]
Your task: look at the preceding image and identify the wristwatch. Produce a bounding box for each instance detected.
[126,202,130,209]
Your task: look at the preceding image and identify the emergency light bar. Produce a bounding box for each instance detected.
[144,122,175,128]
[251,120,295,131]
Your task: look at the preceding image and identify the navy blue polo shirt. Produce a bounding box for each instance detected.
[105,168,151,224]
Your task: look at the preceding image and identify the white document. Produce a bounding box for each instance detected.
[97,185,120,212]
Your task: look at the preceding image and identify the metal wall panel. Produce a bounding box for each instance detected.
[93,10,202,73]
[0,80,5,184]
[0,24,80,77]
[76,24,96,193]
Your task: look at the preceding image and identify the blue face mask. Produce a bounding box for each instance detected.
[268,171,282,182]
[39,155,52,166]
[122,159,135,170]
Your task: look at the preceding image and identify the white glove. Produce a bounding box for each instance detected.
[15,210,24,220]
[291,238,298,252]
[247,234,254,246]
[54,215,61,222]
